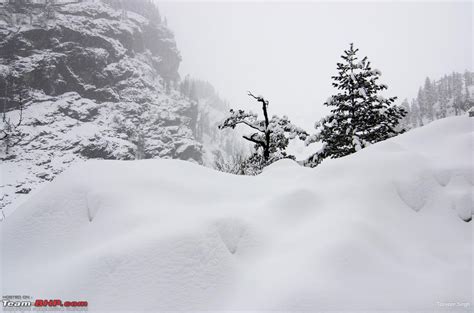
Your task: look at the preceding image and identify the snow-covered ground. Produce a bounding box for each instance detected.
[1,115,472,312]
[0,1,239,214]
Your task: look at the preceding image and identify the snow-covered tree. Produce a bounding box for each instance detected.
[452,72,466,115]
[218,92,308,167]
[437,77,448,119]
[1,79,29,154]
[399,98,411,130]
[305,43,406,167]
[409,99,421,127]
[404,71,473,128]
[416,88,426,126]
[423,77,435,121]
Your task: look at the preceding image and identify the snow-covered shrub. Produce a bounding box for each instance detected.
[214,151,295,176]
[214,152,247,175]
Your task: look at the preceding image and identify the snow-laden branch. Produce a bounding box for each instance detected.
[218,109,264,133]
[218,92,309,164]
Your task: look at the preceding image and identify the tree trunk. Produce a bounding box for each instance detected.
[262,100,270,162]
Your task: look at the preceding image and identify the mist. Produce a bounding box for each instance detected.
[159,1,472,129]
[1,1,472,309]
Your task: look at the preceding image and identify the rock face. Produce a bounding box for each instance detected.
[1,2,181,101]
[0,1,234,212]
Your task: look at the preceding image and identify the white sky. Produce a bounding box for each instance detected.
[158,1,472,130]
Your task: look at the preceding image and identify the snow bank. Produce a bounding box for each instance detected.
[1,116,472,312]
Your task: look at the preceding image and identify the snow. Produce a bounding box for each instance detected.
[372,68,382,75]
[469,85,474,98]
[0,0,228,195]
[0,88,208,213]
[352,135,362,151]
[326,96,333,105]
[1,116,472,311]
[350,72,357,83]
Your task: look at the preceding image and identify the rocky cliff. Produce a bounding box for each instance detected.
[0,1,234,213]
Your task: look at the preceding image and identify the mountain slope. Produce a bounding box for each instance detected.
[0,1,234,212]
[401,71,473,129]
[2,115,472,311]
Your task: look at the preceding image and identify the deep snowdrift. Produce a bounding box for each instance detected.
[1,116,472,312]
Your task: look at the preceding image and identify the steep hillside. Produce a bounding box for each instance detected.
[0,1,234,212]
[400,71,473,129]
[180,76,243,165]
[1,115,472,311]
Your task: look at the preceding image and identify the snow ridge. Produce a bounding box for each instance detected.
[2,115,472,311]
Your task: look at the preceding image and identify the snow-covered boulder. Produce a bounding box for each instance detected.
[1,115,472,311]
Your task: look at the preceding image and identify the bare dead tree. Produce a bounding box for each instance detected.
[218,91,308,166]
[1,79,28,154]
[246,91,271,161]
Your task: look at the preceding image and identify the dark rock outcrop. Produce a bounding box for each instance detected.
[0,1,205,210]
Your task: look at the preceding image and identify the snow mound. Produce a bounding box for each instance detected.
[1,116,472,312]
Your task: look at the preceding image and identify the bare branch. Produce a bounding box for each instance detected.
[239,120,263,133]
[248,91,271,160]
[243,134,266,148]
[218,109,264,132]
[248,91,270,106]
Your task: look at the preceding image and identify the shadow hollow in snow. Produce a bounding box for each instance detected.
[269,188,320,223]
[394,171,438,212]
[86,192,102,222]
[2,116,472,310]
[445,175,473,222]
[214,218,247,255]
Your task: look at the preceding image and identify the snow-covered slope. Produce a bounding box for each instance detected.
[0,2,236,212]
[401,71,473,129]
[1,115,472,312]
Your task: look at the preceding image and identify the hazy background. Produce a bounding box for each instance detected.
[159,1,472,130]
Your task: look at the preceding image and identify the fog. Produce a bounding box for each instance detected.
[159,1,472,129]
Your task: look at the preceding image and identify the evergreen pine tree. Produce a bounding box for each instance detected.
[189,82,198,101]
[399,98,411,130]
[410,99,420,127]
[416,87,426,125]
[452,72,464,115]
[437,78,448,119]
[423,77,435,121]
[464,70,473,87]
[179,75,191,97]
[402,71,473,125]
[305,43,406,167]
[464,71,474,110]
